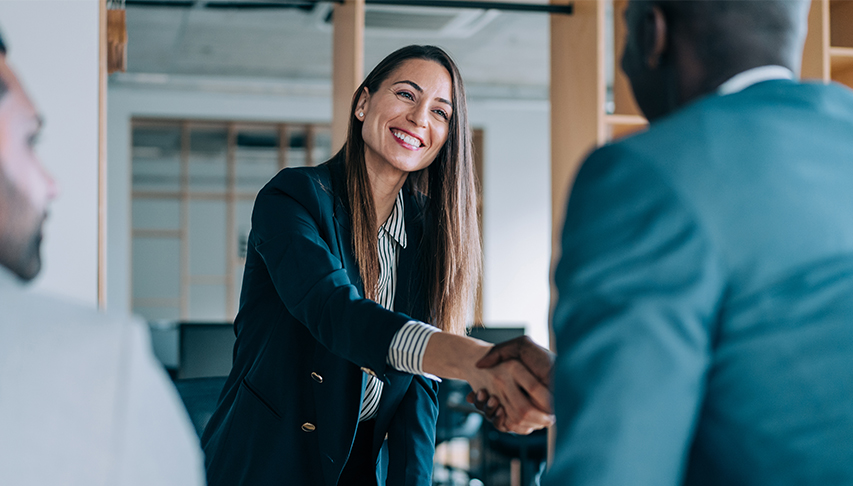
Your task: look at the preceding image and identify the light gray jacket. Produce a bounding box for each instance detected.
[0,267,204,485]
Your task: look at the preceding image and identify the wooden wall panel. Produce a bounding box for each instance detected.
[548,0,607,463]
[550,0,606,261]
[802,0,830,81]
[612,0,641,116]
[332,0,365,152]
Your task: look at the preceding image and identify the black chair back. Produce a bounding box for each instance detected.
[174,376,228,437]
[435,379,483,445]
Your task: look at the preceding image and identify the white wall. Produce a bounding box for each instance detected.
[107,82,551,345]
[0,0,101,307]
[470,101,551,347]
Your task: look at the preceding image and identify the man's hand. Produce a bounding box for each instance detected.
[466,336,555,431]
[476,336,554,388]
[464,359,555,434]
[421,332,554,434]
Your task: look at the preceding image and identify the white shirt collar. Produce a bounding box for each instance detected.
[0,264,25,289]
[379,189,407,249]
[717,65,795,96]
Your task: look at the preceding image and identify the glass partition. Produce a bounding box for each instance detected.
[131,119,332,322]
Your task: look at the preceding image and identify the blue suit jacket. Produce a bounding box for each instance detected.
[201,154,438,486]
[547,80,853,485]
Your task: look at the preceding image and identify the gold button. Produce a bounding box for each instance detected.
[384,432,389,441]
[360,367,376,377]
[301,422,316,433]
[311,372,323,383]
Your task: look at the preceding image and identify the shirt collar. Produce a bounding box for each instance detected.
[717,65,795,96]
[0,264,25,290]
[379,189,407,249]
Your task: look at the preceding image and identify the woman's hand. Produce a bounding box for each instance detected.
[467,389,501,420]
[421,333,554,435]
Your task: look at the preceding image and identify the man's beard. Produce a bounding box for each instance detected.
[15,220,44,280]
[0,170,45,281]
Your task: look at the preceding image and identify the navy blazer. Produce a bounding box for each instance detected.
[201,154,439,486]
[546,80,853,485]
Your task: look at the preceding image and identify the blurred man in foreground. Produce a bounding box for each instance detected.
[548,0,853,483]
[478,1,853,484]
[0,32,204,485]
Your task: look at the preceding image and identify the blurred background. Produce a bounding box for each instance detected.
[111,1,554,350]
[115,6,554,482]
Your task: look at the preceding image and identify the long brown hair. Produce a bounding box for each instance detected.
[340,45,480,336]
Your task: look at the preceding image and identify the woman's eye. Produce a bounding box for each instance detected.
[397,91,414,100]
[433,109,449,120]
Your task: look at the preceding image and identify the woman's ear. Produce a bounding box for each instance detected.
[355,87,370,119]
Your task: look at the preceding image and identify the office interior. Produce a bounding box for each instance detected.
[4,0,850,485]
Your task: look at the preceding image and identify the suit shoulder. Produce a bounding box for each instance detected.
[262,165,333,198]
[589,93,732,185]
[255,164,336,215]
[3,290,146,348]
[0,288,155,404]
[579,139,651,180]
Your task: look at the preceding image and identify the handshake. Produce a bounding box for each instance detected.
[465,336,556,435]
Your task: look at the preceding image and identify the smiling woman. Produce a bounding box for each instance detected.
[200,44,553,486]
[346,47,478,337]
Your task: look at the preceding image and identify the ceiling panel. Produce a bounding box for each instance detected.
[124,3,548,92]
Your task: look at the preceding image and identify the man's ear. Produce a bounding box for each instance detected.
[643,5,668,69]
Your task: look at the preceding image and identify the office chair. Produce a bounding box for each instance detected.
[483,424,548,486]
[434,378,484,486]
[174,376,228,438]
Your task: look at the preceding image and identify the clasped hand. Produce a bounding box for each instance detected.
[465,336,555,434]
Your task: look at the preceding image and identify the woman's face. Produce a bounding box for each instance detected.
[357,58,453,180]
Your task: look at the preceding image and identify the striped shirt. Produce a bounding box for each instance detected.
[359,190,440,422]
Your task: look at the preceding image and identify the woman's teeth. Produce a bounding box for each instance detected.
[393,130,422,147]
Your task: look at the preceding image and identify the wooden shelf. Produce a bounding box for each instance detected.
[830,46,853,73]
[606,114,647,127]
[605,114,648,140]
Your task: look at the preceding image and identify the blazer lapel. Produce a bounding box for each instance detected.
[393,185,428,322]
[330,173,428,456]
[328,156,365,297]
[374,186,428,455]
[333,206,365,297]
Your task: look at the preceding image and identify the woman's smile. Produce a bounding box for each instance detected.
[390,128,424,150]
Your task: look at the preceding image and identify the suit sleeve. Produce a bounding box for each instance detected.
[545,145,726,485]
[385,376,439,486]
[251,169,411,378]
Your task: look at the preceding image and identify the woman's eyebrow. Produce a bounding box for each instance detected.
[393,80,452,108]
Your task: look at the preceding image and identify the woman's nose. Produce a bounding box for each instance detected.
[407,102,429,127]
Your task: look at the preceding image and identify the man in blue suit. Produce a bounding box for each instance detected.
[477,0,853,483]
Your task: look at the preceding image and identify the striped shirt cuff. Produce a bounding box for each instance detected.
[387,320,442,382]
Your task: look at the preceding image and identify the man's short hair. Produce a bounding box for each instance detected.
[654,0,809,69]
